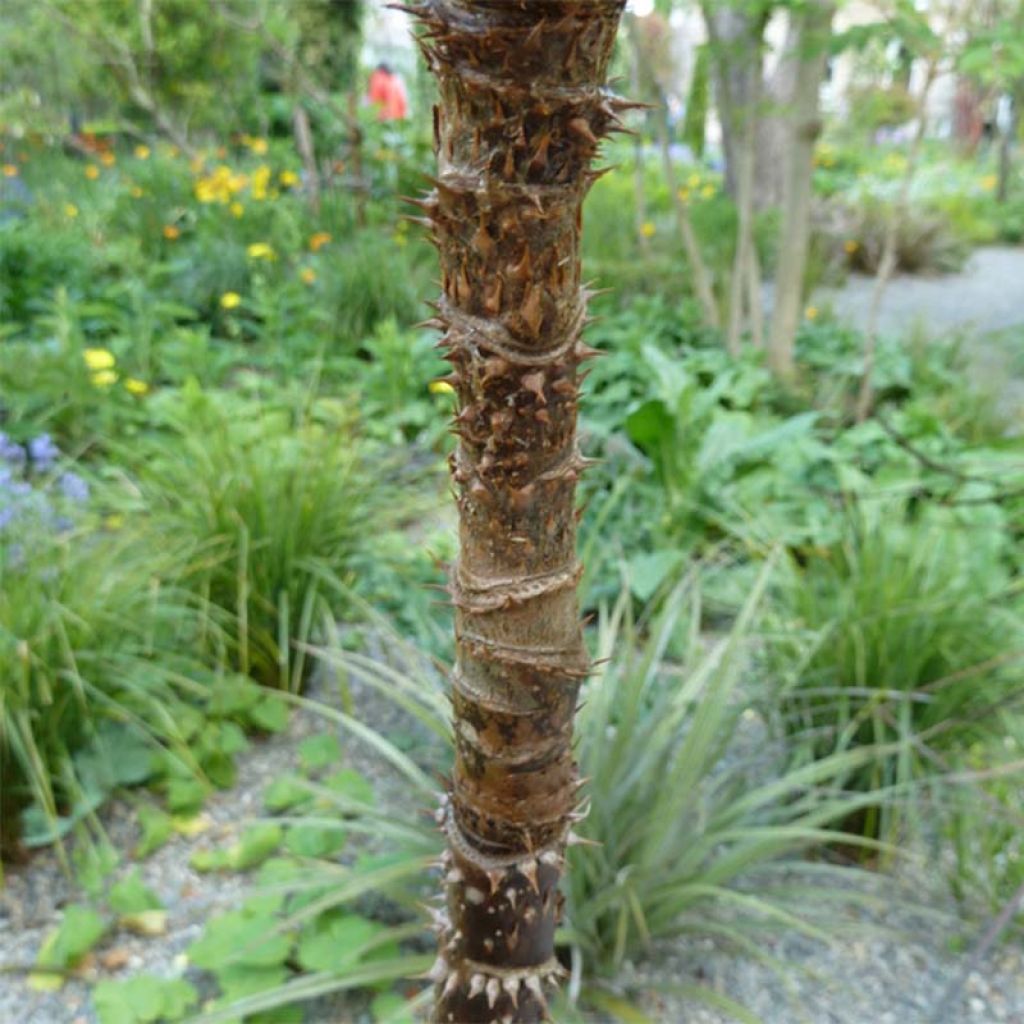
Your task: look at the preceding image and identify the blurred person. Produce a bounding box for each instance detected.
[366,63,408,121]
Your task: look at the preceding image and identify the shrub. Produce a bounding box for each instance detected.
[134,385,373,690]
[0,463,196,859]
[768,501,1024,842]
[819,197,970,276]
[562,566,888,1005]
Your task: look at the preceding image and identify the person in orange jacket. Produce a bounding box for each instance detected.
[367,63,408,121]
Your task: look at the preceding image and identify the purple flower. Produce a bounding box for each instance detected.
[29,434,60,472]
[0,433,26,468]
[58,472,90,503]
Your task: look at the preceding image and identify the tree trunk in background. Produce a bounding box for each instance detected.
[657,101,721,329]
[856,59,938,423]
[997,90,1020,204]
[407,2,626,1021]
[768,0,834,381]
[292,103,322,215]
[702,2,767,200]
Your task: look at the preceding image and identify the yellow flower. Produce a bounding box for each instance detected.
[91,369,118,388]
[309,231,332,252]
[220,291,242,310]
[429,380,455,395]
[100,151,116,167]
[2,164,17,177]
[83,348,116,371]
[677,187,690,202]
[134,144,151,160]
[64,203,79,218]
[124,377,149,396]
[300,267,317,285]
[700,184,715,199]
[189,156,205,174]
[84,165,100,180]
[980,174,998,191]
[162,224,180,240]
[687,172,701,188]
[246,242,275,260]
[251,164,271,200]
[640,221,656,238]
[279,169,300,187]
[248,137,268,155]
[805,305,819,321]
[843,239,859,254]
[230,202,244,218]
[130,186,144,198]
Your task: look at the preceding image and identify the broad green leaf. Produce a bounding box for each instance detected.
[188,909,292,970]
[109,869,164,915]
[263,775,313,813]
[36,905,107,970]
[298,734,342,774]
[136,805,174,858]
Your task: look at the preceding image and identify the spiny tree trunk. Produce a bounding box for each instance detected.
[768,0,834,381]
[406,2,627,1022]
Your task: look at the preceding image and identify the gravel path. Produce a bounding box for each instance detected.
[813,247,1024,339]
[0,661,438,1024]
[811,245,1024,427]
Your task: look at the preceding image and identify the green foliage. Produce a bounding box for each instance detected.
[768,501,1024,842]
[563,569,889,1000]
[93,976,198,1024]
[134,385,372,689]
[34,904,108,977]
[831,196,970,275]
[0,513,202,855]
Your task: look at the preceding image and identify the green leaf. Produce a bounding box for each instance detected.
[93,976,198,1024]
[297,734,342,774]
[230,824,283,869]
[166,775,207,815]
[214,963,290,1003]
[136,804,174,858]
[36,905,107,970]
[74,840,119,897]
[263,775,313,813]
[627,550,685,602]
[323,769,374,807]
[283,823,347,858]
[371,992,417,1024]
[190,848,232,873]
[187,908,292,971]
[625,398,674,449]
[296,912,381,972]
[109,869,164,915]
[249,695,289,733]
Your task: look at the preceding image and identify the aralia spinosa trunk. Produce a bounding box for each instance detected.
[400,1,628,1021]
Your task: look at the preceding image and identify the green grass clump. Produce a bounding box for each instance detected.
[0,524,195,860]
[769,502,1023,842]
[135,384,373,690]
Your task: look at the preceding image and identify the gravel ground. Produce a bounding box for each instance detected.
[0,661,437,1024]
[3,648,1024,1024]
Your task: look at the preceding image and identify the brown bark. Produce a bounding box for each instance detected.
[768,0,834,381]
[406,2,626,1022]
[292,103,322,215]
